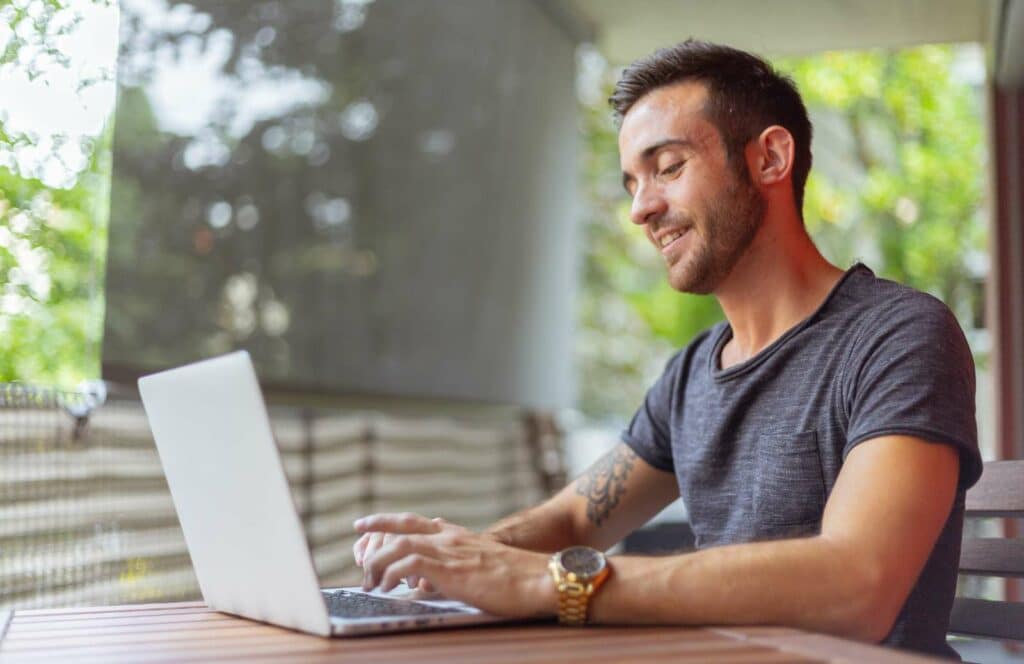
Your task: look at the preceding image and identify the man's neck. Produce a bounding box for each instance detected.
[714,218,844,369]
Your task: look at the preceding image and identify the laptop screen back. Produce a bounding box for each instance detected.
[138,351,331,636]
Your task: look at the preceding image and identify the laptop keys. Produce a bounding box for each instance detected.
[322,589,468,618]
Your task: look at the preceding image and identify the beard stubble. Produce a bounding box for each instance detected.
[668,167,765,294]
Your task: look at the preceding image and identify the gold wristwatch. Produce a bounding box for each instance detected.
[548,546,610,625]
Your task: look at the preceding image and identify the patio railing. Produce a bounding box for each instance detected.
[0,383,563,610]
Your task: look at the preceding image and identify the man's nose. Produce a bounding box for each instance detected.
[629,184,667,226]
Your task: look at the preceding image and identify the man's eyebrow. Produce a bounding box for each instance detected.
[640,137,695,160]
[621,138,696,193]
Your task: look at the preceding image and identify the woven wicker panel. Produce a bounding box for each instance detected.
[0,385,554,608]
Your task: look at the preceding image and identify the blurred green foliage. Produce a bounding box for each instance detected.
[787,47,987,315]
[0,0,111,388]
[576,45,987,419]
[0,127,111,387]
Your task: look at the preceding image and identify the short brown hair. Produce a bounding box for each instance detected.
[610,40,813,215]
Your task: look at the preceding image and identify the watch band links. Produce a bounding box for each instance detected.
[556,579,589,625]
[549,559,594,626]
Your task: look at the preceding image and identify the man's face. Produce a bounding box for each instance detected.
[618,81,764,294]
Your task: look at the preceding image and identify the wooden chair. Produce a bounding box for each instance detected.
[949,460,1024,642]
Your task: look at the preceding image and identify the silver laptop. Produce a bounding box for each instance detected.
[138,350,511,636]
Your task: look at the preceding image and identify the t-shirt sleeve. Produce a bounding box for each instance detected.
[620,349,686,473]
[843,294,983,491]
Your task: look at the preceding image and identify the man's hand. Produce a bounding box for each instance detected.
[353,531,408,584]
[354,512,555,618]
[353,521,443,592]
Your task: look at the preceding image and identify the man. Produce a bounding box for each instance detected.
[353,40,982,659]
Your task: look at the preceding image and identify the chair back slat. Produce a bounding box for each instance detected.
[958,538,1024,578]
[948,597,1024,641]
[964,460,1024,517]
[950,461,1024,643]
[953,461,1024,643]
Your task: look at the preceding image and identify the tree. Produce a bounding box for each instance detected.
[783,47,987,327]
[0,0,114,388]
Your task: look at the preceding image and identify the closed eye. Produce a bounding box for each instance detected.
[659,161,685,177]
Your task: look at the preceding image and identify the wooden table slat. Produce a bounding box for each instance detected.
[741,632,943,664]
[7,610,236,634]
[6,622,733,655]
[0,601,943,663]
[5,634,793,663]
[9,605,213,624]
[11,600,207,617]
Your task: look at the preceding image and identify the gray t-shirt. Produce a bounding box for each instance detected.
[622,264,982,659]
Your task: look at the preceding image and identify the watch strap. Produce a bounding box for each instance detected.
[548,557,609,626]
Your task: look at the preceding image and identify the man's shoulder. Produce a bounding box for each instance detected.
[835,267,962,338]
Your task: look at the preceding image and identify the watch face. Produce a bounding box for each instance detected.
[558,546,606,578]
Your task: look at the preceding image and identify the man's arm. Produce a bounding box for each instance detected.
[352,443,676,607]
[486,442,680,552]
[587,434,960,642]
[357,433,958,637]
[356,434,959,642]
[353,442,678,568]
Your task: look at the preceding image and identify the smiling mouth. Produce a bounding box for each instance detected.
[658,228,691,254]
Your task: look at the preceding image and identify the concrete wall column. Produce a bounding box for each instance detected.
[989,83,1024,607]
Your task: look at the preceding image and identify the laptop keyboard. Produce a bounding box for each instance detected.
[322,589,468,618]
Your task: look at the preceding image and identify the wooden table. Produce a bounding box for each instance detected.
[0,601,943,663]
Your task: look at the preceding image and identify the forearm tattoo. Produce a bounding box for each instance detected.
[575,445,637,527]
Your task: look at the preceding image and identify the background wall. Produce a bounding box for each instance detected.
[104,0,581,409]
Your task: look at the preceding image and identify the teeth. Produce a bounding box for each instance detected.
[659,231,683,247]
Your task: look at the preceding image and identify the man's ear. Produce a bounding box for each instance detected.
[751,125,794,186]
